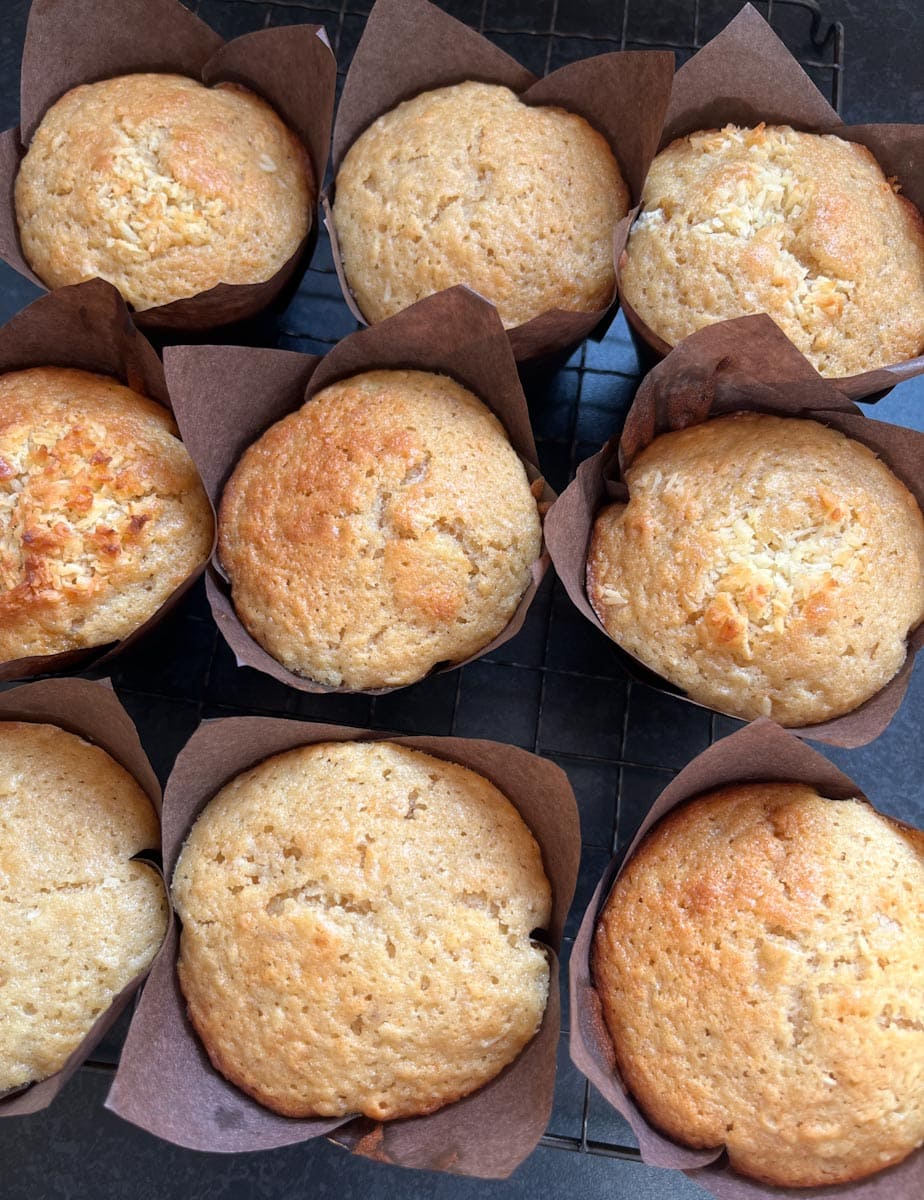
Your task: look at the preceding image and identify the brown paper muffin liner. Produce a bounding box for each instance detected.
[545,313,924,748]
[615,4,924,401]
[0,0,336,331]
[0,677,166,1118]
[322,0,674,361]
[166,285,554,696]
[105,715,579,1177]
[0,279,213,682]
[570,718,922,1200]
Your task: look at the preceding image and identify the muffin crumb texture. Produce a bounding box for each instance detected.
[334,81,628,328]
[588,412,924,725]
[0,367,213,663]
[0,721,167,1093]
[172,740,552,1120]
[15,74,313,311]
[620,124,924,376]
[593,783,924,1187]
[219,368,542,689]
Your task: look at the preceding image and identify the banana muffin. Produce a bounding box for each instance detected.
[587,412,924,725]
[0,367,213,663]
[333,81,628,328]
[15,73,313,312]
[172,740,552,1120]
[593,783,924,1187]
[620,124,924,377]
[218,368,542,689]
[0,721,167,1093]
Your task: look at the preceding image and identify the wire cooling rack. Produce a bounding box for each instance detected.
[62,0,847,1166]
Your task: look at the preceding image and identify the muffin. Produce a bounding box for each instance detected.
[15,73,313,312]
[587,412,924,725]
[172,740,552,1120]
[620,124,924,377]
[333,81,628,328]
[218,368,542,689]
[0,366,213,663]
[593,783,924,1187]
[0,721,167,1093]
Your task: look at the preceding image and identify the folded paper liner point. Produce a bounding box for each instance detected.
[616,2,924,401]
[569,717,923,1200]
[0,278,213,683]
[544,312,924,749]
[166,286,554,697]
[0,676,165,1118]
[324,0,675,361]
[0,0,337,331]
[106,716,579,1178]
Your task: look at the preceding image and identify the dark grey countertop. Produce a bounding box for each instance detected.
[0,1,922,1198]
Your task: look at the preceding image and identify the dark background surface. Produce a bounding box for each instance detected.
[0,1,922,1197]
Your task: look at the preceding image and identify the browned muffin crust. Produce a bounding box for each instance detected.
[0,367,213,662]
[16,73,313,311]
[593,783,924,1187]
[587,412,924,725]
[0,721,167,1093]
[334,81,628,328]
[620,124,924,377]
[218,369,542,689]
[172,741,552,1120]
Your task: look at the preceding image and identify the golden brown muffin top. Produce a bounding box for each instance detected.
[15,73,313,311]
[588,412,924,725]
[593,782,924,1187]
[219,368,542,689]
[0,721,167,1093]
[334,81,628,328]
[620,124,924,377]
[0,367,213,663]
[172,740,552,1120]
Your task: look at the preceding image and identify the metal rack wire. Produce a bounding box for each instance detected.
[76,0,846,1165]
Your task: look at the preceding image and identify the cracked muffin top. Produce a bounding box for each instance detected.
[15,73,313,312]
[0,367,213,664]
[593,783,924,1187]
[0,721,167,1094]
[620,124,924,377]
[333,81,629,328]
[172,740,552,1120]
[218,368,542,690]
[587,412,924,726]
